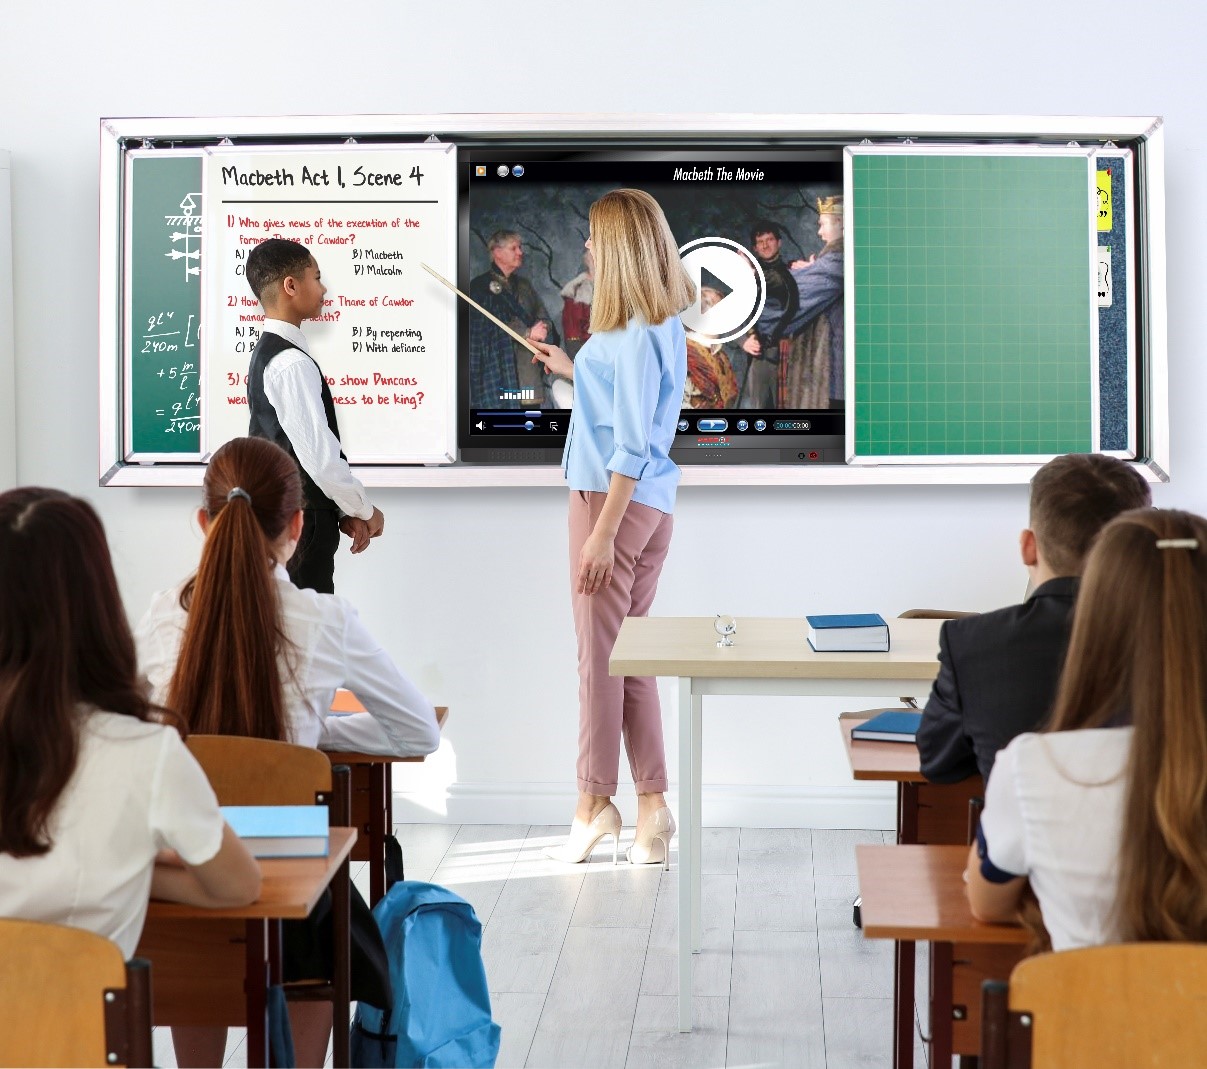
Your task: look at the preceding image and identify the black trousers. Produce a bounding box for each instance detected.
[287,508,340,594]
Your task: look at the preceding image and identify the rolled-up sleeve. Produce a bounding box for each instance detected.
[607,325,659,479]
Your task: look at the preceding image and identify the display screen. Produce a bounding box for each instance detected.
[457,145,845,464]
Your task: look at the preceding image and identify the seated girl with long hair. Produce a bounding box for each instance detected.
[137,435,440,756]
[0,488,261,959]
[135,436,440,1067]
[968,508,1207,949]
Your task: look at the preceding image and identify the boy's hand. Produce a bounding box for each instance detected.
[339,515,371,553]
[366,506,385,539]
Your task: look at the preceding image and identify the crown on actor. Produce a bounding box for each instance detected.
[817,195,844,216]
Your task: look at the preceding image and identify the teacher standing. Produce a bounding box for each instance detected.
[532,189,694,867]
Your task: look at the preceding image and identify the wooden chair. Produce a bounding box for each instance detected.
[136,735,352,1066]
[981,943,1207,1068]
[0,918,153,1067]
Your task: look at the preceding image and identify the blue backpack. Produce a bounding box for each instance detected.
[350,881,501,1068]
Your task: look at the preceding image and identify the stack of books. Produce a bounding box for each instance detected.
[806,613,890,652]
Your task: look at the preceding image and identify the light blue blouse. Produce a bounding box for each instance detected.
[562,315,688,514]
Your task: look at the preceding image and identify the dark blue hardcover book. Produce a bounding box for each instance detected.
[850,710,922,742]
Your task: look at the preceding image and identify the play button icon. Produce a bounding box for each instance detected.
[679,237,766,344]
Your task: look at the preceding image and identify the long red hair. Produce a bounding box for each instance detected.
[167,437,303,741]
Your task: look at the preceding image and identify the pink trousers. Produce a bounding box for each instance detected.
[569,490,673,796]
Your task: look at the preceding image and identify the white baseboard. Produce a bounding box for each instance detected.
[393,781,896,830]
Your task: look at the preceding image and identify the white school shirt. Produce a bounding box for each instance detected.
[0,711,225,958]
[259,319,374,521]
[135,565,441,757]
[979,727,1132,951]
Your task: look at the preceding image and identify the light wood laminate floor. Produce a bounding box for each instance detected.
[154,823,934,1069]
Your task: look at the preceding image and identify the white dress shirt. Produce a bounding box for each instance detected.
[260,319,373,520]
[979,726,1132,951]
[0,712,225,958]
[135,565,441,757]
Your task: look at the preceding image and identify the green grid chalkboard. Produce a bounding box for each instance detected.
[851,151,1095,459]
[127,153,204,456]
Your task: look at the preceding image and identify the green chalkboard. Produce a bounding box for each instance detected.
[849,149,1096,461]
[126,152,203,456]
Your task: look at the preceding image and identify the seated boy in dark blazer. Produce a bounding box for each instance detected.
[917,453,1151,783]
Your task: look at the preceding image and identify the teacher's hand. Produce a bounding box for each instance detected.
[531,341,574,380]
[577,529,615,596]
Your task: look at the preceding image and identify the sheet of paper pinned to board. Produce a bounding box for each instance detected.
[201,143,458,464]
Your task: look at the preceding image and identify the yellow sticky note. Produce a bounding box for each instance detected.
[1096,171,1112,231]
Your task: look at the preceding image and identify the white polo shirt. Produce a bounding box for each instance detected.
[0,711,224,958]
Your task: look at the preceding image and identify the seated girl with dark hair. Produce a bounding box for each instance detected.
[0,488,260,958]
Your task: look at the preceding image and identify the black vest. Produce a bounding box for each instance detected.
[247,330,342,511]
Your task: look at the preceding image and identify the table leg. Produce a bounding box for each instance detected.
[677,675,693,1033]
[691,688,703,954]
[244,919,269,1068]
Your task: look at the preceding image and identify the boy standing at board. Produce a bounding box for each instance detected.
[244,238,384,594]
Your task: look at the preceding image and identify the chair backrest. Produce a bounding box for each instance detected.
[982,943,1207,1068]
[187,734,333,806]
[0,918,152,1067]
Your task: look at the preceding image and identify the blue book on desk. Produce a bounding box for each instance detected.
[806,613,890,652]
[220,805,329,858]
[850,710,922,743]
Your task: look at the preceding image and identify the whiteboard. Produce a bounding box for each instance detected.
[201,144,457,464]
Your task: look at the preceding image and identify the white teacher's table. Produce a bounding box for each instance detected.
[610,616,943,1032]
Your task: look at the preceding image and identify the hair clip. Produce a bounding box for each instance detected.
[1155,538,1198,550]
[226,487,252,505]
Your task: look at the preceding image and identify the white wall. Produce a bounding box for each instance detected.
[0,151,14,490]
[0,0,1200,828]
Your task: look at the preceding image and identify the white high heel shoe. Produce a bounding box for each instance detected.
[543,802,622,864]
[628,806,675,869]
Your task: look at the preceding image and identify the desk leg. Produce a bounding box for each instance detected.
[333,855,352,1068]
[929,941,953,1068]
[369,763,386,905]
[677,675,693,1033]
[893,939,916,1069]
[893,780,917,1069]
[245,919,270,1068]
[691,688,703,954]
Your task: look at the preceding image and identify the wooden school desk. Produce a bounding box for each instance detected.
[610,615,943,1031]
[141,826,356,1069]
[324,692,449,904]
[841,714,985,1068]
[857,844,1028,1068]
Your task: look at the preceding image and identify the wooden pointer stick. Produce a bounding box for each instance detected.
[420,262,543,357]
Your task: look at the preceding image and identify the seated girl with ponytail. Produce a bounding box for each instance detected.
[135,436,440,1068]
[136,434,440,756]
[968,507,1207,950]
